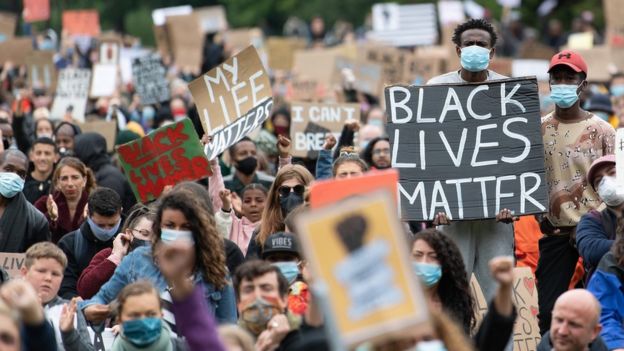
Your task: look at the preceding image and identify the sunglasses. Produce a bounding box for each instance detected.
[278,185,305,198]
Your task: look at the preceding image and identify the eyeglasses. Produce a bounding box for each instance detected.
[372,148,390,156]
[278,185,305,198]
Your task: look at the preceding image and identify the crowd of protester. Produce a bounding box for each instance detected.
[0,5,621,351]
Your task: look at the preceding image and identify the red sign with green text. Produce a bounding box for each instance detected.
[117,119,211,202]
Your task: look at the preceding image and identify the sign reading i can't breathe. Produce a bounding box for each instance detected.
[386,77,548,221]
[189,45,273,160]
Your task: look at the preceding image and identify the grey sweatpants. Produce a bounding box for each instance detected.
[439,219,515,301]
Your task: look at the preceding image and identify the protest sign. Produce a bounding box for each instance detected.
[90,64,117,98]
[511,60,549,81]
[23,0,50,23]
[132,54,170,105]
[266,37,307,71]
[0,253,25,279]
[573,46,621,82]
[0,12,16,42]
[62,10,100,37]
[51,68,91,123]
[386,77,548,221]
[153,25,171,59]
[310,169,399,210]
[225,28,264,53]
[195,6,228,33]
[403,53,444,85]
[166,14,203,72]
[296,190,429,347]
[99,40,120,65]
[518,41,555,60]
[616,129,624,187]
[293,49,340,91]
[117,119,211,203]
[438,1,465,27]
[0,37,33,64]
[151,5,192,26]
[79,120,116,153]
[470,268,541,350]
[567,32,594,50]
[25,51,56,91]
[369,3,438,47]
[360,45,407,86]
[604,0,624,48]
[290,102,359,158]
[188,45,273,160]
[289,79,322,102]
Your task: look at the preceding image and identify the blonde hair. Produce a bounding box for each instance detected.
[116,281,160,317]
[256,164,314,246]
[25,242,68,269]
[218,325,255,351]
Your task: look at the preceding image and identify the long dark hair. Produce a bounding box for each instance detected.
[361,136,390,168]
[411,229,476,334]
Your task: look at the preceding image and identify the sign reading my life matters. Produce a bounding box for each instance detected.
[386,77,548,221]
[117,119,211,203]
[189,46,273,160]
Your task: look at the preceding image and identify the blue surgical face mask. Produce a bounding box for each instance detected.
[122,317,162,347]
[416,340,447,351]
[87,217,121,242]
[460,45,491,72]
[367,119,384,128]
[160,228,195,245]
[272,261,299,284]
[412,262,442,287]
[0,172,24,198]
[550,83,582,108]
[610,84,624,98]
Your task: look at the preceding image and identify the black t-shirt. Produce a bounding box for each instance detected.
[23,173,52,204]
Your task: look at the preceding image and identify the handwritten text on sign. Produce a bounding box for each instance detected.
[386,78,548,221]
[117,119,211,203]
[290,102,359,158]
[132,53,170,105]
[188,46,272,160]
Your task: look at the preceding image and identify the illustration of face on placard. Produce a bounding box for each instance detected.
[99,42,119,65]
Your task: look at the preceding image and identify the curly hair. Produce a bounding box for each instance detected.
[153,182,228,290]
[361,136,390,169]
[411,229,475,334]
[452,19,498,48]
[256,164,314,247]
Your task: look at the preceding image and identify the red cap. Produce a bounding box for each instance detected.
[587,154,615,190]
[548,50,588,75]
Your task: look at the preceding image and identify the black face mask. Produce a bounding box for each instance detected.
[280,193,303,217]
[129,238,150,252]
[236,156,258,176]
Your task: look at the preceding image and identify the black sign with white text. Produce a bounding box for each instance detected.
[385,77,548,221]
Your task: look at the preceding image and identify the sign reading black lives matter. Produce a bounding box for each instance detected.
[386,77,548,221]
[132,53,170,105]
[189,46,273,160]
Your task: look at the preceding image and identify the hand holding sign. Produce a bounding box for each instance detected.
[432,212,451,226]
[496,209,519,224]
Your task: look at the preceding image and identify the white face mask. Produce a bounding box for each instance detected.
[597,175,624,207]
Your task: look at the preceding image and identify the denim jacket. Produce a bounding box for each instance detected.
[80,246,237,324]
[315,149,333,180]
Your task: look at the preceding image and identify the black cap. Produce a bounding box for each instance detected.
[262,232,300,259]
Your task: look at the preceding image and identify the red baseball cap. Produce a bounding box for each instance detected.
[548,50,588,75]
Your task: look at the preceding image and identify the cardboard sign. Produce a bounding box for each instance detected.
[360,45,407,87]
[79,120,117,152]
[194,6,228,34]
[62,10,100,37]
[90,64,117,98]
[119,47,150,84]
[403,54,444,85]
[471,268,541,351]
[0,37,33,64]
[290,102,360,158]
[25,51,56,91]
[369,3,438,47]
[293,49,340,91]
[573,46,622,82]
[289,79,322,102]
[470,275,488,331]
[51,68,91,123]
[296,190,429,347]
[310,169,399,209]
[117,119,211,203]
[153,25,171,59]
[266,37,307,71]
[616,129,624,187]
[188,46,273,160]
[567,32,594,50]
[151,5,192,26]
[386,78,548,221]
[23,0,50,23]
[225,28,264,53]
[132,54,170,105]
[604,0,624,48]
[99,41,120,65]
[0,253,25,279]
[166,14,202,71]
[0,11,17,42]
